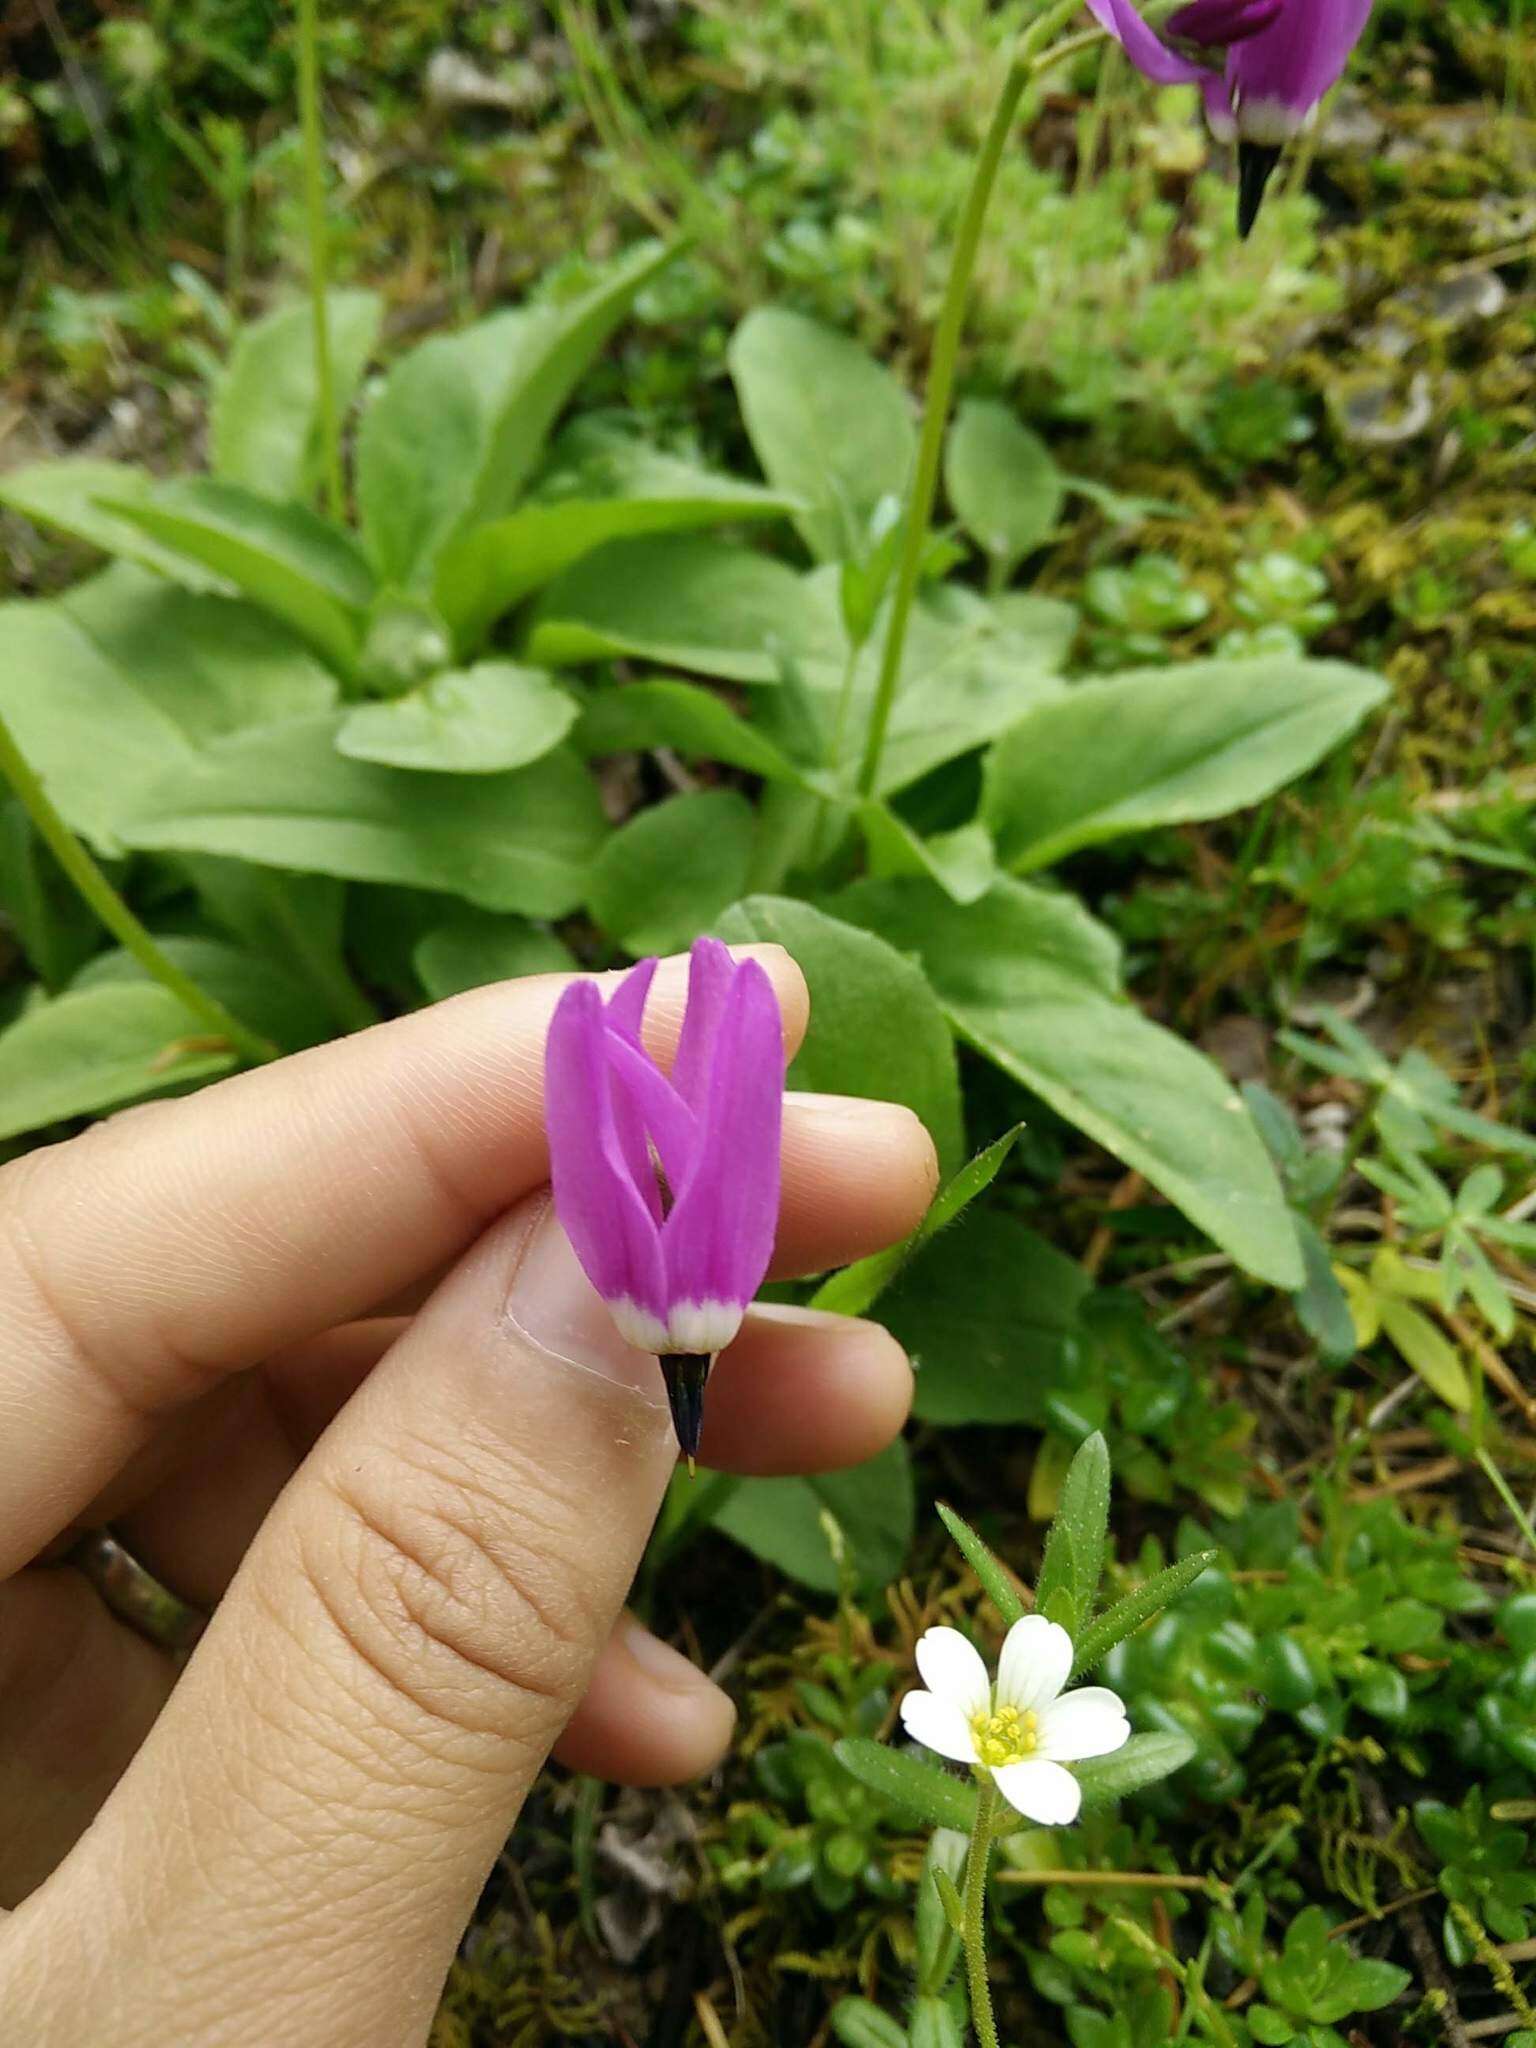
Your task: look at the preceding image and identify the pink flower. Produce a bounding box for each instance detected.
[1085,0,1376,233]
[545,939,785,1459]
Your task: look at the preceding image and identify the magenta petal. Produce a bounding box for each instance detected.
[606,1033,699,1196]
[1083,0,1207,82]
[545,981,668,1336]
[671,937,736,1111]
[660,960,784,1340]
[1167,0,1282,45]
[606,955,659,1044]
[1200,65,1238,139]
[1227,0,1375,136]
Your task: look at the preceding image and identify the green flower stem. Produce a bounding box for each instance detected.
[297,0,344,522]
[855,0,1083,801]
[963,1775,1002,2048]
[0,709,278,1067]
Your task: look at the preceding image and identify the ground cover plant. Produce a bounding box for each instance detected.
[2,1,1536,2043]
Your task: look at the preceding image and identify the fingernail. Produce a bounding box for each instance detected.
[742,1301,883,1336]
[503,1198,667,1407]
[783,1091,925,1135]
[618,1614,719,1698]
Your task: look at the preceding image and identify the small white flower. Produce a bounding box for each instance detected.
[898,1615,1130,1826]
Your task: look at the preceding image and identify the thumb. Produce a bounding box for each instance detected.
[20,1196,681,2048]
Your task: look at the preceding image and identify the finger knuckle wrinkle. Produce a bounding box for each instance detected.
[300,1457,593,1741]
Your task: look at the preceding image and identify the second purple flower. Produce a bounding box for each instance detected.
[545,938,785,1463]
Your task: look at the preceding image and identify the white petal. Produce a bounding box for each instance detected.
[996,1614,1073,1714]
[993,1758,1082,1826]
[899,1689,980,1765]
[914,1627,991,1717]
[1038,1687,1130,1764]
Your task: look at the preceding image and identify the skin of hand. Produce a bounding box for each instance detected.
[0,945,936,2048]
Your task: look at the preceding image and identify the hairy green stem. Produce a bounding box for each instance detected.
[855,0,1082,800]
[297,0,344,520]
[963,1777,1001,2048]
[0,710,277,1065]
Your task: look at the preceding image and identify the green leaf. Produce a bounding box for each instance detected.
[589,790,756,956]
[910,1999,965,2048]
[1071,1553,1217,1675]
[839,878,1303,1287]
[576,679,812,787]
[713,895,964,1174]
[0,459,226,588]
[935,1503,1026,1627]
[181,858,367,1034]
[811,1124,1024,1318]
[712,1438,914,1593]
[1035,1432,1111,1638]
[982,658,1389,872]
[833,1736,980,1834]
[945,399,1063,566]
[858,807,997,907]
[433,426,794,648]
[1377,1296,1472,1411]
[0,574,337,855]
[729,308,916,563]
[830,1999,910,2048]
[117,717,606,915]
[101,478,375,676]
[356,241,675,586]
[211,290,383,505]
[881,1209,1088,1425]
[0,980,236,1140]
[0,799,99,991]
[336,662,576,774]
[527,533,815,680]
[1071,1732,1196,1811]
[414,911,575,1000]
[77,936,330,1053]
[1294,1215,1357,1365]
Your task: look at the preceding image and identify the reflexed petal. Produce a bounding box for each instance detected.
[546,980,668,1333]
[660,959,783,1333]
[996,1615,1073,1715]
[899,1689,981,1765]
[1038,1688,1131,1764]
[1167,0,1282,44]
[1083,0,1207,83]
[914,1627,992,1718]
[992,1758,1083,1827]
[671,936,736,1110]
[1228,0,1375,139]
[1200,67,1238,141]
[606,955,659,1044]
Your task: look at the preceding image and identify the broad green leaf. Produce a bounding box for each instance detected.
[1377,1295,1472,1411]
[102,478,375,676]
[77,936,330,1053]
[1071,1732,1196,1812]
[811,1124,1024,1318]
[712,1438,914,1593]
[728,308,916,562]
[1035,1432,1111,1637]
[181,858,368,1033]
[714,895,963,1174]
[830,2000,909,2048]
[0,459,225,588]
[935,1503,1026,1627]
[589,790,755,956]
[858,807,997,907]
[211,290,383,504]
[945,399,1063,566]
[527,533,815,680]
[840,878,1303,1287]
[0,799,98,992]
[984,658,1389,872]
[356,241,674,586]
[834,1735,980,1833]
[434,428,794,648]
[576,679,812,787]
[414,911,574,1000]
[336,662,576,774]
[880,1210,1088,1425]
[0,981,235,1140]
[1294,1215,1358,1365]
[1071,1552,1217,1675]
[118,717,606,915]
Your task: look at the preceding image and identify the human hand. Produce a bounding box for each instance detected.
[0,947,936,2046]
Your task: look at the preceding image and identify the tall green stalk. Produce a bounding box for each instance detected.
[296,0,344,521]
[962,1777,1002,2048]
[0,709,277,1066]
[855,0,1083,801]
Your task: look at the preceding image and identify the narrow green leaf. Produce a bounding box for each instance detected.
[1034,1431,1111,1639]
[1072,1552,1218,1675]
[1073,1732,1196,1810]
[935,1504,1026,1628]
[833,1738,979,1834]
[211,290,383,505]
[945,398,1063,566]
[830,1998,909,2048]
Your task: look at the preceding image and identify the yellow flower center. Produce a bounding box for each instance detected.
[970,1703,1039,1769]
